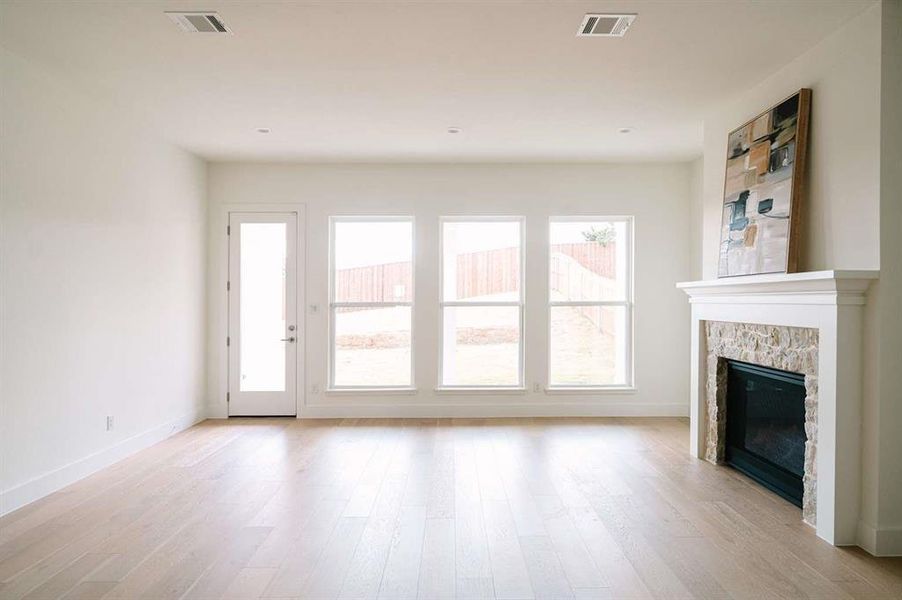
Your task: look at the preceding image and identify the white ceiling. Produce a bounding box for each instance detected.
[0,0,872,162]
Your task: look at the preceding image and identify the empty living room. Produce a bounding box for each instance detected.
[2,1,902,598]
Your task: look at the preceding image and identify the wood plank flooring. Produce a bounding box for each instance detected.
[1,417,901,599]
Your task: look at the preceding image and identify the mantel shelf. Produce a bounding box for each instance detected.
[676,270,878,305]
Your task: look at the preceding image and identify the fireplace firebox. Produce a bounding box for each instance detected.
[725,359,806,507]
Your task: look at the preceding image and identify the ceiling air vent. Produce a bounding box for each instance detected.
[166,12,231,34]
[577,13,636,37]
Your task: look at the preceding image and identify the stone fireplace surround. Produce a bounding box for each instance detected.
[678,270,877,549]
[704,321,819,525]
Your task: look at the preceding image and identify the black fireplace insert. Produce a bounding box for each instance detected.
[724,359,806,507]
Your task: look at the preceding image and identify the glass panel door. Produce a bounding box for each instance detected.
[228,212,298,415]
[239,222,287,392]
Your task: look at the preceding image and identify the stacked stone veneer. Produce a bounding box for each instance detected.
[704,321,819,526]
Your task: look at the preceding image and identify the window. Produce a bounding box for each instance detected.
[548,217,632,387]
[440,217,524,388]
[329,217,413,388]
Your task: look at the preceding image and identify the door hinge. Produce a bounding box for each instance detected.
[226,336,230,347]
[226,281,230,292]
[227,225,231,235]
[226,392,230,403]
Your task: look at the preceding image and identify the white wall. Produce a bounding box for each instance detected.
[0,49,208,514]
[207,162,692,418]
[700,3,882,278]
[875,0,902,555]
[687,156,704,280]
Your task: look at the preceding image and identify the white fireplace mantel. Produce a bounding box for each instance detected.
[677,269,878,548]
[677,269,878,304]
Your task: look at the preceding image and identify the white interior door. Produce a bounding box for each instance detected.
[228,212,299,416]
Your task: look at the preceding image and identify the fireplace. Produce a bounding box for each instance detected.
[699,321,818,525]
[724,360,806,507]
[678,270,878,548]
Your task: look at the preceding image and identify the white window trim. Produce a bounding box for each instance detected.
[328,215,416,391]
[437,215,526,390]
[546,215,635,389]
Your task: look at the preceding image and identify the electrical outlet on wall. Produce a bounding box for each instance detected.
[312,383,320,394]
[533,383,541,393]
[106,416,114,431]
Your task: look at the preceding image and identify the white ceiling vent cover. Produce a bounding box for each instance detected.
[577,14,636,37]
[166,12,231,34]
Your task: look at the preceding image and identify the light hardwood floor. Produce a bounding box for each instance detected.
[1,417,901,599]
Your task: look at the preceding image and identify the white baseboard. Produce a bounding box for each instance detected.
[205,397,689,420]
[0,406,206,517]
[206,403,228,419]
[858,521,902,556]
[296,401,689,419]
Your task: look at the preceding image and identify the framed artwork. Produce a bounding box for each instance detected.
[717,89,811,277]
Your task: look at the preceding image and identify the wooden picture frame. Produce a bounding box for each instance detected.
[717,88,811,277]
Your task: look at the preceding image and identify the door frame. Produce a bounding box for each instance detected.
[214,203,306,418]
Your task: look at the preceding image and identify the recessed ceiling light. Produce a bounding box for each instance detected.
[256,127,271,134]
[447,127,462,134]
[618,127,634,134]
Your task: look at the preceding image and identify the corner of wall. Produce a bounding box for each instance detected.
[687,155,704,280]
[875,0,902,544]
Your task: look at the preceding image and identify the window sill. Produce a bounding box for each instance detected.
[325,387,418,395]
[434,386,528,394]
[544,386,637,394]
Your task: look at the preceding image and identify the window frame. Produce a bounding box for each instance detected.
[437,215,526,390]
[328,215,415,391]
[546,215,635,390]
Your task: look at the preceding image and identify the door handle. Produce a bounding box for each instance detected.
[280,337,296,343]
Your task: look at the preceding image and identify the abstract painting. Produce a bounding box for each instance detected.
[718,89,811,277]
